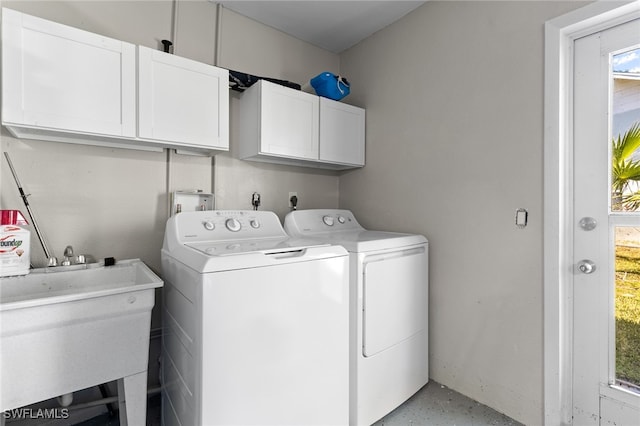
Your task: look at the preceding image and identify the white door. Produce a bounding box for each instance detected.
[260,80,319,160]
[1,8,136,137]
[362,247,427,357]
[573,18,640,425]
[319,98,365,166]
[137,46,229,150]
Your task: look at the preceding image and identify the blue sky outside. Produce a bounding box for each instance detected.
[614,48,640,73]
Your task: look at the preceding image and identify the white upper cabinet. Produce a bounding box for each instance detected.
[236,80,365,170]
[319,98,365,167]
[1,8,229,154]
[137,46,229,151]
[1,8,136,142]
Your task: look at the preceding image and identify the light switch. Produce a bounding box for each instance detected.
[515,208,528,228]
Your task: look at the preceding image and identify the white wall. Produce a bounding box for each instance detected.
[214,7,341,218]
[338,1,587,424]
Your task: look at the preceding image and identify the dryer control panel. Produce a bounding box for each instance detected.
[285,209,364,234]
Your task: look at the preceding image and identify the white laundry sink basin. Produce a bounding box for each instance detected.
[0,259,163,423]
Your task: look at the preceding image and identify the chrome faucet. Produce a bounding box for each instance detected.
[59,246,87,266]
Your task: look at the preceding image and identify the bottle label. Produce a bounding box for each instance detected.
[0,226,30,276]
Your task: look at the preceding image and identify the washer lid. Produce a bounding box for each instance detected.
[197,241,346,273]
[185,237,325,257]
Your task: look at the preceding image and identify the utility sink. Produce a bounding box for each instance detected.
[0,259,163,424]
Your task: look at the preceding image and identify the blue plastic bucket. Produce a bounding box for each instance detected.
[310,72,350,101]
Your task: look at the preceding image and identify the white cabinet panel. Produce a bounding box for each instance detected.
[260,81,319,159]
[138,46,228,151]
[319,98,365,167]
[2,8,136,139]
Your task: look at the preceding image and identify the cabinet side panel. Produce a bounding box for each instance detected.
[218,67,229,149]
[235,82,261,159]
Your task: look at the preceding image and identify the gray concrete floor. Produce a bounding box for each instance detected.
[76,381,523,426]
[373,381,524,426]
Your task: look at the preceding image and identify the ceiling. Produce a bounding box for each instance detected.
[216,1,426,53]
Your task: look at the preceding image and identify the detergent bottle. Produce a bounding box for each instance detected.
[0,210,30,277]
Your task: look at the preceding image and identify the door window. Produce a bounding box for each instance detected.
[611,47,640,393]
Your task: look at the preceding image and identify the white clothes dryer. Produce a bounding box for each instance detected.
[161,210,350,426]
[284,209,428,426]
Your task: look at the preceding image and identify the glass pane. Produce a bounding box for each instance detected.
[614,227,640,392]
[611,48,640,212]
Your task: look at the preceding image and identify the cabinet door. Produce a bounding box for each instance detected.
[1,8,136,138]
[260,81,319,160]
[319,98,365,166]
[138,46,229,150]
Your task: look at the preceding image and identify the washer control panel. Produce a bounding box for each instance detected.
[225,218,242,232]
[285,209,364,234]
[322,215,335,226]
[171,210,286,243]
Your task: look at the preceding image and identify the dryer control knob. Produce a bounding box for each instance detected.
[225,218,242,232]
[203,221,215,231]
[250,219,260,229]
[323,215,335,226]
[337,216,346,224]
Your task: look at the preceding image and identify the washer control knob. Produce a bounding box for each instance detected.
[323,215,335,226]
[250,219,260,229]
[337,216,346,224]
[203,221,215,231]
[225,218,242,232]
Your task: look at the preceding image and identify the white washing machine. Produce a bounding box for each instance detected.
[284,209,428,426]
[161,210,350,426]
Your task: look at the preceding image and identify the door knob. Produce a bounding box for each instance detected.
[579,217,597,231]
[578,259,596,274]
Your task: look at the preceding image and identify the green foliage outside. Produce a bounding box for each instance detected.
[612,122,640,211]
[615,245,640,386]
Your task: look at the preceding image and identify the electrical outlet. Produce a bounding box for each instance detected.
[251,192,261,210]
[289,192,298,208]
